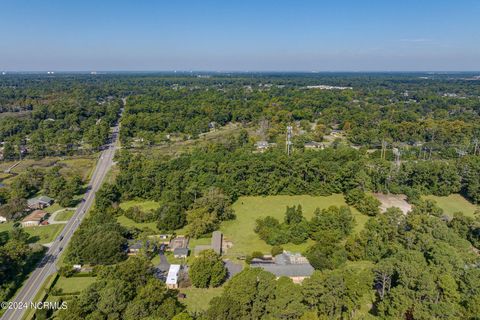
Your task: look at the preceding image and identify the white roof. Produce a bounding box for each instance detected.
[166,264,181,285]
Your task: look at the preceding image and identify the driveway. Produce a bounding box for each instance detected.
[47,208,75,224]
[153,253,170,281]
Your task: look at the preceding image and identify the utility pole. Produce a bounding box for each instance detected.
[474,138,479,156]
[286,125,293,156]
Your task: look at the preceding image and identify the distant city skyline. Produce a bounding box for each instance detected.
[1,0,479,71]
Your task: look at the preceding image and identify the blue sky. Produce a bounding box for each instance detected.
[1,0,479,71]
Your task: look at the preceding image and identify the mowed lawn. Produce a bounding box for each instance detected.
[423,194,479,217]
[179,287,224,313]
[0,222,64,244]
[54,276,96,293]
[54,210,74,221]
[25,224,65,244]
[220,194,367,257]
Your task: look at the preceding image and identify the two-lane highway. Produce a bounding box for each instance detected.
[1,103,124,320]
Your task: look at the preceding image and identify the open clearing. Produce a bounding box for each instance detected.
[25,224,65,244]
[373,193,412,214]
[180,287,224,313]
[54,210,74,221]
[220,194,367,257]
[0,155,97,185]
[423,194,479,217]
[54,276,96,294]
[117,200,162,231]
[0,223,64,244]
[117,215,160,231]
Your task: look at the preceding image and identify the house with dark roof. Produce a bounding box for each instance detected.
[211,231,223,255]
[173,247,188,258]
[126,240,154,256]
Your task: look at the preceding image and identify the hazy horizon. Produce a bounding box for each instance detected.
[1,0,480,71]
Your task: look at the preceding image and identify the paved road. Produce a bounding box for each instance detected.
[1,103,124,320]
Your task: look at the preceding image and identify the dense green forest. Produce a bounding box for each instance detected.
[1,73,480,319]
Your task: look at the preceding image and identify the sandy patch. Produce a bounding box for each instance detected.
[373,193,412,214]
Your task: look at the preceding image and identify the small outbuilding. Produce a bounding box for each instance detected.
[211,231,223,255]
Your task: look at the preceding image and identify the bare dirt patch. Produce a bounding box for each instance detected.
[373,193,412,214]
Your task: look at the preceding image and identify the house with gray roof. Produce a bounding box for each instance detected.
[173,247,189,258]
[211,231,223,255]
[27,196,54,210]
[252,251,314,283]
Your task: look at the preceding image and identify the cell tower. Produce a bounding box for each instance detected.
[286,125,293,155]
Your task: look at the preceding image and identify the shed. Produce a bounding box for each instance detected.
[211,231,223,255]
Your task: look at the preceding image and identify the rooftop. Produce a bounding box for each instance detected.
[22,210,48,222]
[27,196,54,206]
[173,247,189,256]
[252,251,314,278]
[166,264,181,285]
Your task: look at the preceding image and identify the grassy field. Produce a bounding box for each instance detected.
[117,200,162,231]
[54,276,96,293]
[0,155,97,185]
[220,194,367,257]
[104,164,120,184]
[117,215,160,231]
[0,222,14,233]
[179,287,224,313]
[0,222,64,244]
[25,224,65,244]
[43,203,64,214]
[423,194,479,217]
[145,122,252,158]
[58,156,97,181]
[54,210,74,221]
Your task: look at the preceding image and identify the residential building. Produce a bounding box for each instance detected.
[126,241,143,255]
[0,215,7,223]
[173,247,188,258]
[27,196,54,210]
[21,210,48,227]
[166,264,181,289]
[252,251,314,283]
